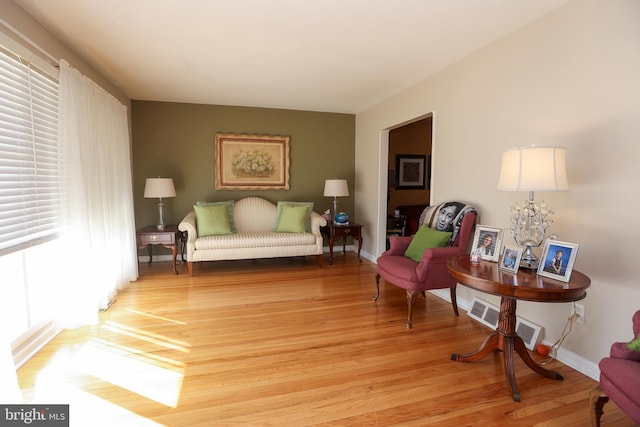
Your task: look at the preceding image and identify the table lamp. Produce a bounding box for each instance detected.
[323,179,349,222]
[497,146,569,269]
[144,177,176,230]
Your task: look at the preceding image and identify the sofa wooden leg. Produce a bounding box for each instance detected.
[317,254,323,267]
[590,384,608,427]
[188,262,193,276]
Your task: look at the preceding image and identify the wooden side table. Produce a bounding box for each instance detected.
[136,224,184,274]
[447,255,591,401]
[321,223,363,265]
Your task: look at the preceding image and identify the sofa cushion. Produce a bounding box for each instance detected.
[195,231,316,250]
[404,225,452,262]
[194,203,234,236]
[274,201,313,233]
[195,200,236,232]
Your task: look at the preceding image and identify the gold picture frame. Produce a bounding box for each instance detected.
[215,133,290,190]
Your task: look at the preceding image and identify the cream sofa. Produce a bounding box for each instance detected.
[178,196,326,275]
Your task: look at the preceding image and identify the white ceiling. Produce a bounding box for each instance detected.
[13,0,570,114]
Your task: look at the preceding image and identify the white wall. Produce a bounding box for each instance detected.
[0,0,129,106]
[356,0,640,377]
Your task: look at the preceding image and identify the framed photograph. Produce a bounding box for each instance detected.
[470,225,503,262]
[215,133,290,190]
[499,246,523,273]
[396,154,427,190]
[537,240,579,282]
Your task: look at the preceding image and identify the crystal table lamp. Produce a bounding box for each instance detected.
[144,177,176,230]
[323,179,349,222]
[497,146,569,269]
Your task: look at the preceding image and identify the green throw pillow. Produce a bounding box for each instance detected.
[404,225,452,262]
[628,334,640,352]
[274,202,313,233]
[194,203,233,236]
[195,200,236,232]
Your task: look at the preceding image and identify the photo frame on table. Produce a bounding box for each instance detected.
[537,239,579,282]
[215,133,290,190]
[499,246,523,273]
[395,154,428,190]
[470,225,503,262]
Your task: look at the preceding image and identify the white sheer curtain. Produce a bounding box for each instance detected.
[56,60,138,327]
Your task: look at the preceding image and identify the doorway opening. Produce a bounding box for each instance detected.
[385,115,433,243]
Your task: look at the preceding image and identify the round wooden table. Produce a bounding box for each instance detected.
[447,255,591,401]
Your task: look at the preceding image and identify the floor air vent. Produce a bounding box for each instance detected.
[467,297,543,351]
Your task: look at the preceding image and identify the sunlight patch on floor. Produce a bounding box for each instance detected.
[30,377,165,427]
[101,321,190,353]
[74,338,184,407]
[126,308,187,325]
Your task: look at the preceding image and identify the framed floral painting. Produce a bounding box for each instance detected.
[215,133,290,190]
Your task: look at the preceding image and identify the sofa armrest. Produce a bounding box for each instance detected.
[416,246,462,282]
[178,211,197,261]
[310,211,327,236]
[610,342,640,362]
[420,246,462,264]
[382,236,412,256]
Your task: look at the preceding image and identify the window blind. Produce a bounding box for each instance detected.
[0,46,61,255]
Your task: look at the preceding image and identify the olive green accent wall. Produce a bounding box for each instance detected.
[131,101,355,234]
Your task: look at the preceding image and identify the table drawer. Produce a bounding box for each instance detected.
[138,233,175,245]
[334,227,359,237]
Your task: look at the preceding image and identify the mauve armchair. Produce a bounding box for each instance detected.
[590,310,640,426]
[374,207,477,328]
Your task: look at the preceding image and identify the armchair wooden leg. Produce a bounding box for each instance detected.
[590,384,608,427]
[450,287,459,317]
[373,273,381,301]
[406,290,420,329]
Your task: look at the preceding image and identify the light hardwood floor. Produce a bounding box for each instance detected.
[17,254,634,426]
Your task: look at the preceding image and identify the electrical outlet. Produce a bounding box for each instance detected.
[575,303,585,325]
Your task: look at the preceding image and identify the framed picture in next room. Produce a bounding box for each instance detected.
[396,154,428,190]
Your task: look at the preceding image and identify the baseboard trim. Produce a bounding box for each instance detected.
[11,321,61,369]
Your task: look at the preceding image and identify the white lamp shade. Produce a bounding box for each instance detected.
[323,179,349,197]
[144,178,176,198]
[497,146,569,192]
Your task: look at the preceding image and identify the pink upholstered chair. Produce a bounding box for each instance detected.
[590,310,640,426]
[374,203,477,328]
